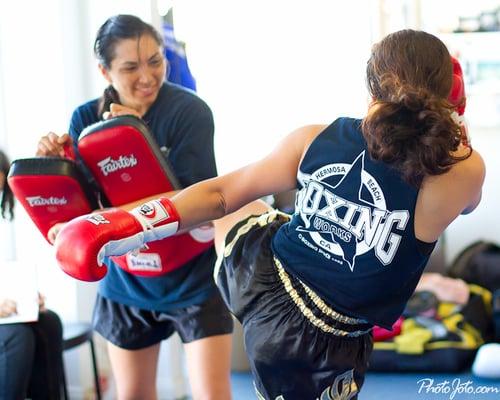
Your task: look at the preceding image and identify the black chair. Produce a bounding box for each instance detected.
[62,322,102,400]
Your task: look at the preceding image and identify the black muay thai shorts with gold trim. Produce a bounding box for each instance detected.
[215,210,374,400]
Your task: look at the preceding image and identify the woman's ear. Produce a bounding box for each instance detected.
[98,63,112,84]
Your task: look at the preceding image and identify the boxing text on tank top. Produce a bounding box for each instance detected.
[271,117,432,329]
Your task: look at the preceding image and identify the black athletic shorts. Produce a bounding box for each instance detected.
[92,290,234,350]
[215,211,374,400]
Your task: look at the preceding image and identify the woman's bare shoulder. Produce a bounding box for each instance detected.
[291,124,328,162]
[425,147,485,188]
[416,147,486,240]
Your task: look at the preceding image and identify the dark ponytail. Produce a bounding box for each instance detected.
[0,149,14,220]
[362,29,470,187]
[94,14,164,117]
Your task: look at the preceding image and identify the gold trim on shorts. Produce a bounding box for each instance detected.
[299,281,368,325]
[274,257,372,337]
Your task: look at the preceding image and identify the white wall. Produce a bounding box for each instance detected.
[174,1,377,174]
[0,0,79,317]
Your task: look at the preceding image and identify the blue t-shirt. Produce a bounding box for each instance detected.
[272,117,431,329]
[69,82,218,311]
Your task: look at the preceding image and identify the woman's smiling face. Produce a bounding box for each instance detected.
[100,33,166,115]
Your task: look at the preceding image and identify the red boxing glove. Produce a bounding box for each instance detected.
[449,56,470,147]
[449,56,466,115]
[55,197,180,281]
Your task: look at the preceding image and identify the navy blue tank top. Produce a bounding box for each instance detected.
[272,117,432,329]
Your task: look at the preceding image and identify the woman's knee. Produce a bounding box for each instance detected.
[107,342,160,399]
[185,335,232,400]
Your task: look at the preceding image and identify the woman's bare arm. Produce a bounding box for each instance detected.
[172,125,326,230]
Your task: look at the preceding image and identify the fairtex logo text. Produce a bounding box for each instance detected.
[26,196,67,207]
[97,155,138,176]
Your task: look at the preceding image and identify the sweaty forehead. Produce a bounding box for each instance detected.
[112,35,161,64]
